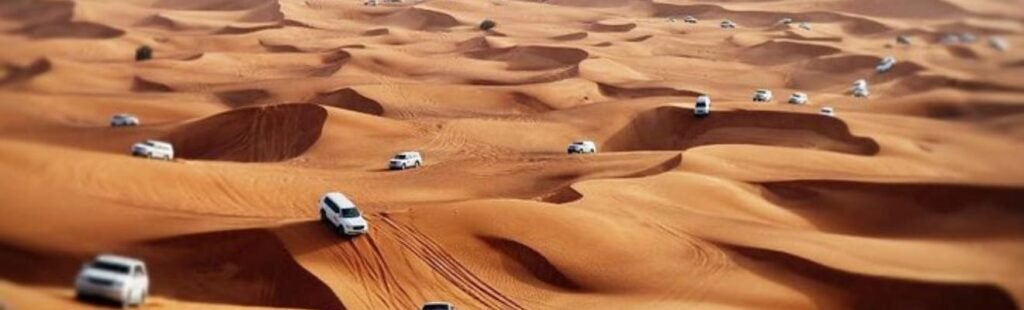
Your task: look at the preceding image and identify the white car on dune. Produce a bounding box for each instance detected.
[752,89,773,102]
[131,140,174,160]
[74,254,149,308]
[875,56,895,73]
[820,107,835,117]
[421,301,456,310]
[720,20,737,29]
[110,113,140,127]
[319,192,369,236]
[388,151,423,170]
[788,92,809,104]
[694,95,711,117]
[567,140,597,154]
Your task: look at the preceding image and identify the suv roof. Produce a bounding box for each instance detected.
[397,151,420,156]
[96,254,144,267]
[144,139,171,146]
[325,192,356,208]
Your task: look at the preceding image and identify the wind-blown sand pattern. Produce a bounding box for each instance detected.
[2,0,1024,309]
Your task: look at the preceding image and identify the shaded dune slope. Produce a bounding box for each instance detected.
[724,245,1016,310]
[311,88,385,116]
[464,46,589,71]
[605,106,879,155]
[0,229,344,309]
[163,103,328,162]
[480,236,584,291]
[759,180,1024,237]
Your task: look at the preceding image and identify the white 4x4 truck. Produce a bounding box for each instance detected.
[567,140,597,154]
[75,254,149,307]
[319,192,369,236]
[389,151,423,170]
[131,140,174,160]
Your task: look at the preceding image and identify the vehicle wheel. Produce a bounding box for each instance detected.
[415,161,421,168]
[336,224,347,236]
[320,210,328,225]
[138,290,146,307]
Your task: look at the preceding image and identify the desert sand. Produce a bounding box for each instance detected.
[2,0,1024,309]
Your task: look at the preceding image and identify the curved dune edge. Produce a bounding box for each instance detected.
[757,180,1024,237]
[162,103,328,162]
[464,45,590,71]
[604,106,880,155]
[311,88,385,116]
[0,229,345,309]
[480,236,584,291]
[539,154,682,204]
[0,58,50,86]
[721,244,1017,309]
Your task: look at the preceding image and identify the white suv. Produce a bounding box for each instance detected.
[388,151,422,170]
[567,140,597,154]
[720,20,737,29]
[74,254,149,307]
[319,192,369,236]
[110,114,140,127]
[876,56,895,73]
[421,302,455,310]
[131,140,174,160]
[694,95,711,117]
[752,89,772,102]
[788,92,809,104]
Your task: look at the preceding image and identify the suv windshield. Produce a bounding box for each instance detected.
[696,102,707,107]
[91,261,131,274]
[341,208,361,218]
[422,305,451,310]
[394,155,407,160]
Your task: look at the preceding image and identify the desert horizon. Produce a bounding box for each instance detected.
[2,0,1024,309]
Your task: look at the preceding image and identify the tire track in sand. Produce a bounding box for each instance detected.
[323,226,416,309]
[379,214,525,310]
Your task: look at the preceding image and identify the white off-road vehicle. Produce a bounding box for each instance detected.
[876,56,895,73]
[798,22,811,30]
[110,114,140,127]
[989,36,1008,51]
[319,192,369,236]
[853,87,870,98]
[694,95,711,117]
[779,18,793,25]
[820,107,835,117]
[683,16,698,24]
[720,20,737,29]
[131,140,174,160]
[388,151,422,170]
[567,140,597,154]
[75,254,149,308]
[897,35,912,45]
[752,89,773,102]
[788,92,809,104]
[421,301,456,310]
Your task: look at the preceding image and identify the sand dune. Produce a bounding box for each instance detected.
[164,103,327,162]
[2,0,1024,309]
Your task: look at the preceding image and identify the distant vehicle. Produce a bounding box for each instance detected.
[388,151,422,170]
[779,18,793,25]
[75,254,148,307]
[694,95,711,117]
[319,192,369,236]
[959,32,977,43]
[788,92,809,104]
[720,20,737,29]
[131,140,173,160]
[752,89,773,102]
[875,56,895,73]
[940,34,961,45]
[853,87,870,98]
[798,22,811,30]
[897,35,912,45]
[683,16,698,24]
[567,140,597,154]
[820,107,835,117]
[852,79,868,90]
[421,302,456,310]
[989,36,1008,51]
[110,113,140,127]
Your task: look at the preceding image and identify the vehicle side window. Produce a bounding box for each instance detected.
[134,266,145,276]
[324,198,341,213]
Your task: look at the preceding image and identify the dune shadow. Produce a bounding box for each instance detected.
[479,236,584,291]
[722,244,1017,309]
[604,106,879,155]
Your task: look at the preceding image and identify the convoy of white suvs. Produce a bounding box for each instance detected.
[77,13,1003,308]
